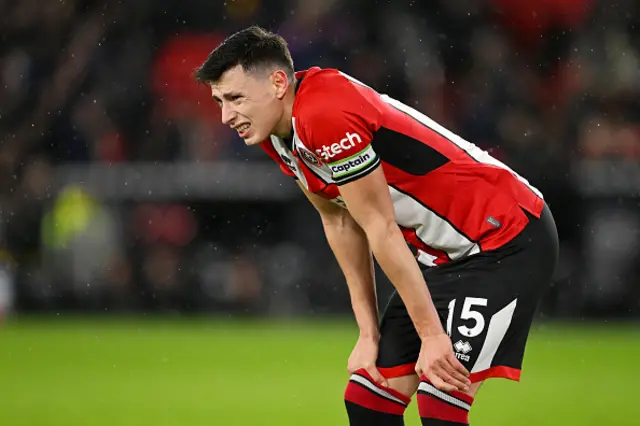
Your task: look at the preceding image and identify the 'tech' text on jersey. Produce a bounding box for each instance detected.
[260,67,544,267]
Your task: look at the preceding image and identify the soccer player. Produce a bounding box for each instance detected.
[194,26,559,426]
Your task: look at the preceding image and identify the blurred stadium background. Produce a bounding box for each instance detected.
[0,0,638,425]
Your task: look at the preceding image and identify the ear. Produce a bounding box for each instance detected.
[272,70,290,100]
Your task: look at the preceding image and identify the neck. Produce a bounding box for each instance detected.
[272,79,297,139]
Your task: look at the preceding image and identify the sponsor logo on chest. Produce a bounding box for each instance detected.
[316,132,363,161]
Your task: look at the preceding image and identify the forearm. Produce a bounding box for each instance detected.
[322,213,379,338]
[366,219,443,338]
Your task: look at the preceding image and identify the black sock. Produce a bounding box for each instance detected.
[417,378,474,425]
[344,369,411,426]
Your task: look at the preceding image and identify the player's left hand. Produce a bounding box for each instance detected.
[415,332,471,393]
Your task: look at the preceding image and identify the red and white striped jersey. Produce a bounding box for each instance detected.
[261,67,544,267]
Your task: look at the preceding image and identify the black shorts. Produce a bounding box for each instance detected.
[376,204,559,383]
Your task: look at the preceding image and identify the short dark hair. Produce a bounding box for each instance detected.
[194,26,294,84]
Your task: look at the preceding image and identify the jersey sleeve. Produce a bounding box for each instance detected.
[299,89,381,185]
[259,140,297,178]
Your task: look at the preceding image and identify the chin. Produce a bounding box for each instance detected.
[244,135,264,146]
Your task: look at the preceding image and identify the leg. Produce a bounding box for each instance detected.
[344,369,412,426]
[417,205,558,425]
[388,374,420,398]
[366,286,480,426]
[347,204,557,425]
[344,290,422,425]
[414,264,523,426]
[417,378,483,425]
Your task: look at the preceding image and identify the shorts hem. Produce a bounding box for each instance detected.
[378,363,521,383]
[469,366,521,383]
[378,363,417,379]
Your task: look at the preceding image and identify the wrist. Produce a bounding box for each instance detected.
[408,299,445,339]
[416,322,446,340]
[358,329,380,341]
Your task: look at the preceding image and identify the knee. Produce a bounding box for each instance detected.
[416,377,479,425]
[465,380,483,398]
[386,374,420,398]
[344,369,412,415]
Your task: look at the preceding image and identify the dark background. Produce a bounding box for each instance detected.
[1,0,639,321]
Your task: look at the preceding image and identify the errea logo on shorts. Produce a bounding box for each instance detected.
[315,132,363,161]
[454,340,472,362]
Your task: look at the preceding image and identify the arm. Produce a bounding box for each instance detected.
[336,168,444,339]
[338,167,470,391]
[297,182,379,339]
[296,78,469,390]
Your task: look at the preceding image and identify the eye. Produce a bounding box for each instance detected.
[231,95,243,103]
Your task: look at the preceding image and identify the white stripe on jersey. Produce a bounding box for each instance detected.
[338,71,374,90]
[416,250,438,267]
[380,95,543,199]
[390,186,480,262]
[270,135,309,188]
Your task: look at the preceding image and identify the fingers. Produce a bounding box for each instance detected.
[366,366,389,388]
[438,363,470,392]
[424,370,458,393]
[415,364,423,377]
[349,363,390,388]
[447,352,471,378]
[418,360,472,392]
[444,355,471,387]
[416,334,474,393]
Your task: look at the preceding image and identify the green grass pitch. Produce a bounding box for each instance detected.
[0,317,635,426]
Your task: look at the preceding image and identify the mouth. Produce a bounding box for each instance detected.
[235,123,250,138]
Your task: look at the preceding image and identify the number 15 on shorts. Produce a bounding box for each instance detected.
[446,297,488,338]
[446,297,489,364]
[445,296,520,369]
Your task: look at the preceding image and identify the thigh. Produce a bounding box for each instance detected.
[375,289,424,378]
[426,245,553,382]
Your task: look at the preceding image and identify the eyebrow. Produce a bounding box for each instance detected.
[212,91,244,102]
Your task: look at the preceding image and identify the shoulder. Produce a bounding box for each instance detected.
[292,69,382,184]
[293,69,380,149]
[295,68,379,117]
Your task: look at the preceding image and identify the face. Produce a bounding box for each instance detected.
[210,65,290,146]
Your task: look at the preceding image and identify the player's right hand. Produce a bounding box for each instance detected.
[347,335,389,387]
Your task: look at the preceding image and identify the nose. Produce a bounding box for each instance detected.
[221,103,237,126]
